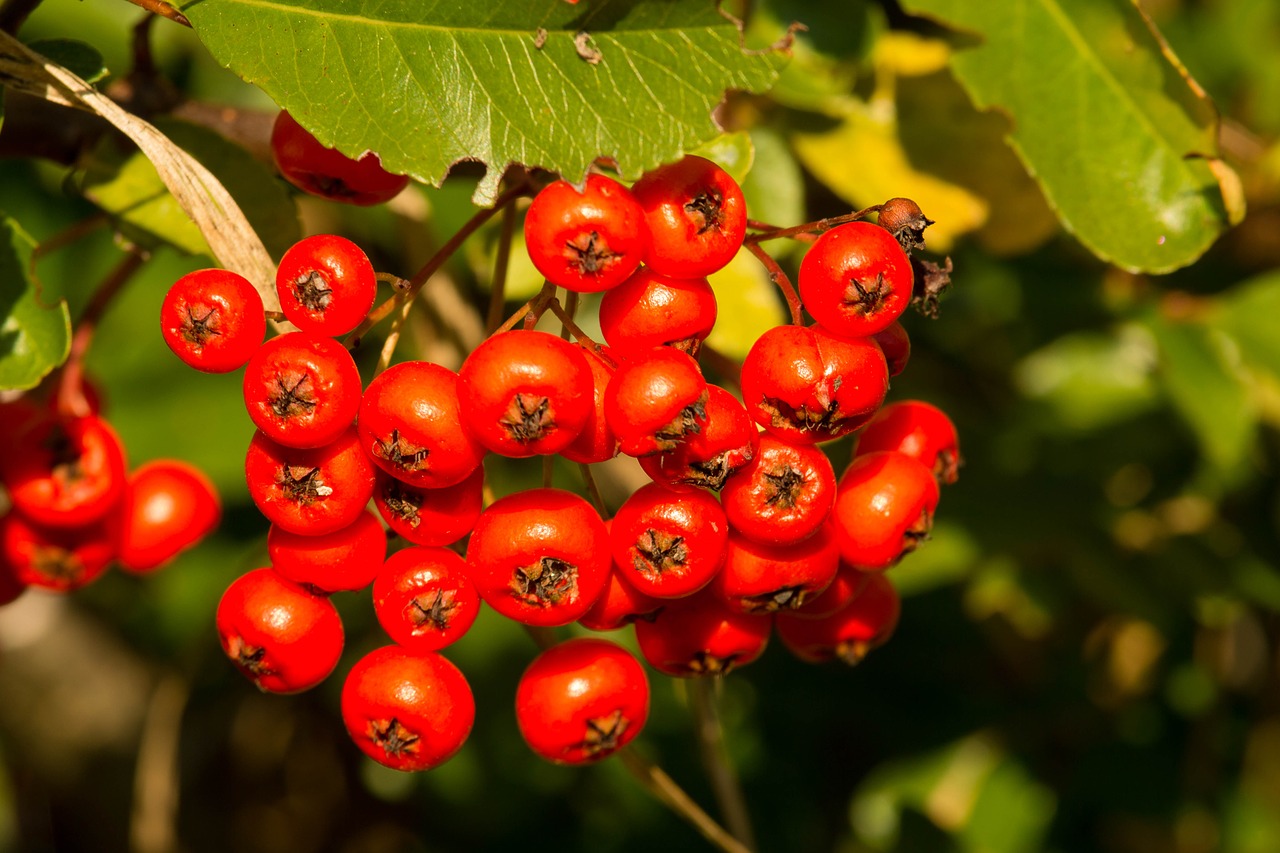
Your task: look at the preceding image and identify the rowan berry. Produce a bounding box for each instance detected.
[872,320,911,377]
[720,434,836,546]
[242,331,362,449]
[609,482,728,599]
[275,234,377,336]
[776,571,901,664]
[598,267,717,358]
[632,155,747,278]
[633,588,771,677]
[372,466,484,547]
[855,400,961,484]
[372,546,479,651]
[798,221,913,338]
[271,110,410,206]
[1,412,127,529]
[515,638,649,765]
[523,173,647,293]
[712,521,839,614]
[1,511,117,592]
[831,451,940,571]
[244,426,375,536]
[578,557,665,632]
[340,644,474,772]
[639,385,758,491]
[160,268,266,374]
[604,346,709,457]
[268,508,387,593]
[558,344,620,465]
[118,459,221,573]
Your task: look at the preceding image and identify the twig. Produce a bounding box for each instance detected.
[487,202,518,334]
[744,241,803,326]
[32,213,111,259]
[545,298,613,364]
[617,748,754,853]
[121,0,190,27]
[744,205,883,245]
[129,673,190,853]
[579,463,607,517]
[375,297,415,376]
[690,678,757,851]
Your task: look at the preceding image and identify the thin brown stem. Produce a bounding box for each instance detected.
[617,749,754,853]
[487,202,518,334]
[375,298,414,377]
[521,282,557,332]
[57,250,148,418]
[545,298,614,365]
[745,241,803,326]
[129,673,189,853]
[579,463,607,517]
[121,0,190,27]
[542,455,554,489]
[691,678,757,851]
[33,213,111,259]
[492,282,555,336]
[744,205,883,245]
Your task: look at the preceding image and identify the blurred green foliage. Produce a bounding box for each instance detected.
[2,1,1280,853]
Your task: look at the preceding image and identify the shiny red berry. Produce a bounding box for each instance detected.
[632,155,747,278]
[268,508,387,592]
[855,400,961,484]
[720,434,836,546]
[798,221,913,338]
[598,267,717,358]
[558,344,620,465]
[216,568,344,693]
[609,482,728,599]
[244,426,375,536]
[160,268,266,374]
[523,173,647,293]
[1,412,127,529]
[634,589,771,677]
[118,459,221,573]
[712,522,839,614]
[872,320,911,377]
[340,645,474,772]
[275,234,377,336]
[372,546,479,651]
[604,346,709,457]
[516,638,649,765]
[831,451,940,571]
[639,385,758,491]
[776,571,901,664]
[242,331,362,449]
[372,466,484,547]
[1,511,117,592]
[271,110,410,206]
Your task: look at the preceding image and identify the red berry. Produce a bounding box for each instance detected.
[242,331,362,449]
[740,324,888,444]
[271,110,410,206]
[639,384,758,491]
[358,360,485,489]
[118,459,221,573]
[0,537,26,605]
[372,466,484,547]
[1,412,127,529]
[340,645,474,772]
[604,346,709,457]
[372,546,479,651]
[632,155,747,278]
[578,556,665,632]
[466,487,610,627]
[798,221,913,338]
[634,588,771,677]
[458,330,593,458]
[786,559,870,621]
[515,638,649,765]
[1,511,117,592]
[523,174,647,293]
[216,568,344,693]
[598,267,717,358]
[244,426,375,536]
[268,508,387,593]
[776,571,900,664]
[275,234,377,336]
[720,434,836,546]
[160,268,266,374]
[558,344,620,465]
[712,522,839,614]
[831,451,940,571]
[855,400,961,484]
[609,482,728,599]
[872,320,911,377]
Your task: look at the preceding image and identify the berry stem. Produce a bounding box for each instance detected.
[744,204,883,245]
[544,297,615,366]
[57,248,149,418]
[744,241,803,326]
[578,463,608,517]
[690,677,758,851]
[374,297,414,377]
[32,212,111,259]
[486,201,518,334]
[616,748,754,853]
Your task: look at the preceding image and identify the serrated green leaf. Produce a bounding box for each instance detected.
[0,215,71,390]
[77,117,300,259]
[705,246,789,362]
[28,38,107,83]
[181,0,786,205]
[900,0,1236,272]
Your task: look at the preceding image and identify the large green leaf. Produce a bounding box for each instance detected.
[900,0,1238,272]
[0,215,71,390]
[181,0,786,205]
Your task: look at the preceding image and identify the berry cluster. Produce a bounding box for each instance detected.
[0,387,221,603]
[165,149,960,774]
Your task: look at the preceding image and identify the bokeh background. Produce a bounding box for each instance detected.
[2,1,1280,852]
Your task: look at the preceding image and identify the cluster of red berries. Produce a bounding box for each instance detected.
[159,146,961,774]
[0,388,221,604]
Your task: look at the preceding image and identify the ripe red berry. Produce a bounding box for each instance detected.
[516,638,649,765]
[1,412,127,529]
[598,267,718,358]
[458,330,593,458]
[872,320,911,377]
[118,459,221,573]
[720,434,836,546]
[2,511,117,592]
[160,268,266,374]
[855,400,961,484]
[372,546,479,651]
[639,384,758,491]
[466,488,610,627]
[244,426,375,536]
[604,346,709,457]
[268,508,387,593]
[242,331,362,449]
[776,571,901,664]
[523,173,647,293]
[216,568,344,693]
[632,155,747,278]
[0,541,26,606]
[740,324,888,444]
[798,221,913,338]
[558,344,620,465]
[609,482,728,599]
[712,522,839,614]
[578,555,665,632]
[372,466,484,547]
[271,110,410,206]
[275,234,377,336]
[831,451,940,571]
[340,645,474,772]
[634,589,771,677]
[358,360,485,489]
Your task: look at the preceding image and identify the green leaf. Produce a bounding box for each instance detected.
[76,117,300,259]
[28,38,107,83]
[181,0,786,205]
[900,0,1237,272]
[0,214,71,390]
[1214,270,1280,376]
